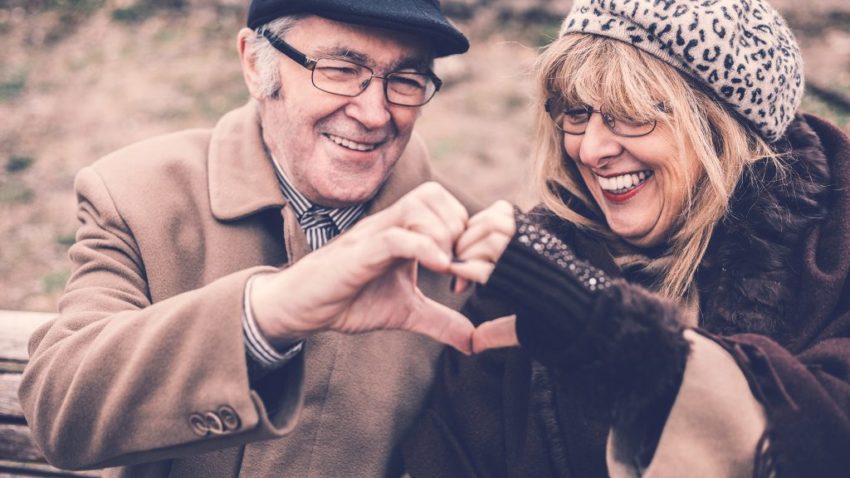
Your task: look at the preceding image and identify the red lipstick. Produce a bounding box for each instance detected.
[601,179,649,203]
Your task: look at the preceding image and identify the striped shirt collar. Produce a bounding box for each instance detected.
[270,158,366,235]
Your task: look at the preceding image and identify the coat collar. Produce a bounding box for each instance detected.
[696,113,835,344]
[208,100,433,221]
[208,101,284,221]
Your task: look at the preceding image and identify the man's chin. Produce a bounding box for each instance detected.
[307,152,398,207]
[312,180,384,208]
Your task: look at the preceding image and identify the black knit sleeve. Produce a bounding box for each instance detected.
[484,213,609,361]
[482,211,690,427]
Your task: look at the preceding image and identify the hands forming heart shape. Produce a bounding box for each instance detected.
[249,182,521,355]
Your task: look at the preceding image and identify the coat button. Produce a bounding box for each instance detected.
[189,413,209,436]
[218,405,240,431]
[205,411,225,434]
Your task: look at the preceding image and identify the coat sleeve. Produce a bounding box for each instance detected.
[17,166,304,470]
[709,332,850,476]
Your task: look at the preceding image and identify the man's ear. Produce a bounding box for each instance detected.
[237,27,265,100]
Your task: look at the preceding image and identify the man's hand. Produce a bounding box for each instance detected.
[250,182,475,354]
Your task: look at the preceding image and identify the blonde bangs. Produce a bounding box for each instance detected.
[546,35,672,125]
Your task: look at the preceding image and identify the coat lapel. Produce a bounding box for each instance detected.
[207,100,433,262]
[208,101,285,222]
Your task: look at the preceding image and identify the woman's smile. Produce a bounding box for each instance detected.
[596,170,654,202]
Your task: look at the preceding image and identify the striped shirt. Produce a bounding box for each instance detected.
[242,158,369,371]
[271,158,366,250]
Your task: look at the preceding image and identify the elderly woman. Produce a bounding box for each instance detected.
[404,0,850,476]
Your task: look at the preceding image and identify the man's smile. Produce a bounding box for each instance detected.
[323,133,385,152]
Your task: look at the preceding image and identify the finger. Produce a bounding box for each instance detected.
[449,259,496,284]
[453,276,469,294]
[369,228,451,273]
[406,218,456,256]
[403,295,475,355]
[456,234,511,265]
[360,182,468,251]
[402,183,468,252]
[382,204,455,253]
[472,315,519,354]
[453,222,492,258]
[346,183,441,233]
[466,200,515,230]
[456,202,515,256]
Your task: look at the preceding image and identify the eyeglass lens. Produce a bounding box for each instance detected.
[312,58,437,107]
[547,100,657,137]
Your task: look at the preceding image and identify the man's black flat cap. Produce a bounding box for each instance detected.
[247,0,469,57]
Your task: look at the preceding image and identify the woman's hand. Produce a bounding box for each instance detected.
[448,200,520,353]
[471,314,519,353]
[448,200,516,292]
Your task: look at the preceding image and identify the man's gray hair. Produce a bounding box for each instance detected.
[247,15,306,99]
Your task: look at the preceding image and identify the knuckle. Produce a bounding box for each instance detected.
[448,219,465,240]
[398,194,418,213]
[433,228,452,248]
[456,203,470,222]
[380,227,403,248]
[502,215,517,235]
[417,181,444,198]
[494,199,514,213]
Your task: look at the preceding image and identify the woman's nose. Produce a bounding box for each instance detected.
[576,114,622,169]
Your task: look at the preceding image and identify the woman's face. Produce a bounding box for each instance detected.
[564,109,703,248]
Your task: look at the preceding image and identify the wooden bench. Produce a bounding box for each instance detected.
[0,310,99,477]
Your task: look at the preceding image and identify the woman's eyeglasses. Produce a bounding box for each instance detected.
[544,98,659,137]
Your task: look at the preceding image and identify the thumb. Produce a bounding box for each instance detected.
[472,315,519,354]
[401,296,475,355]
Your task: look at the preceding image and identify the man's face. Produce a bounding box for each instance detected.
[253,16,431,207]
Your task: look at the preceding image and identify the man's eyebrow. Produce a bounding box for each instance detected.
[312,46,369,64]
[312,45,430,72]
[391,57,431,72]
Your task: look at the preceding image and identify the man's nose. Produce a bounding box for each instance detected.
[577,114,622,169]
[345,78,392,129]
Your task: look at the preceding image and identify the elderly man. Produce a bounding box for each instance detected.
[18,0,472,476]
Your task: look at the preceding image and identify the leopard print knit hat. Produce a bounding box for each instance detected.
[560,0,804,143]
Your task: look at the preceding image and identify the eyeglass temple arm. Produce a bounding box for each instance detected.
[431,76,443,91]
[260,28,317,69]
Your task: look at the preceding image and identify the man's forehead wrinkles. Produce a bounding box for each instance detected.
[313,45,368,64]
[311,44,428,71]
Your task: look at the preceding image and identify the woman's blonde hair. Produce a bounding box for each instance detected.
[534,33,779,299]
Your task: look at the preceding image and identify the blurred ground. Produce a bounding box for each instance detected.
[1,0,849,311]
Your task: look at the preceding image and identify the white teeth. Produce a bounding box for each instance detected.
[596,171,653,194]
[326,134,378,152]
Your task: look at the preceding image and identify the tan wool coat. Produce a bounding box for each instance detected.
[18,101,467,477]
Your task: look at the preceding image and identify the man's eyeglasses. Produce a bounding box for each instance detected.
[261,29,442,107]
[544,98,659,137]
